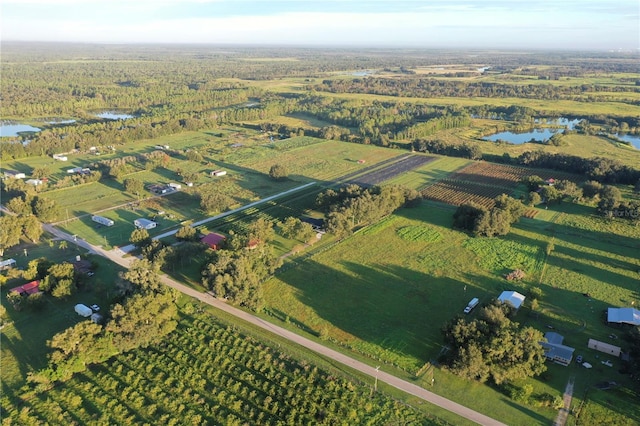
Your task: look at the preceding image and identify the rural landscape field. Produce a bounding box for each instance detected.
[2,35,640,426]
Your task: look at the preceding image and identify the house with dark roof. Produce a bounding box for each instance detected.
[540,332,574,366]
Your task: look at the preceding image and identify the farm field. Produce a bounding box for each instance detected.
[2,46,640,426]
[420,161,582,208]
[3,311,448,426]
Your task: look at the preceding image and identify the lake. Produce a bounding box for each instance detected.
[0,123,41,137]
[483,118,581,144]
[96,111,134,120]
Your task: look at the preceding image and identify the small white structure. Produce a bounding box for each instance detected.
[498,290,526,310]
[0,258,17,270]
[211,170,227,177]
[26,179,43,186]
[92,215,114,227]
[134,218,157,230]
[53,154,68,161]
[588,338,621,358]
[67,167,83,174]
[168,183,182,190]
[4,170,26,179]
[464,298,479,314]
[74,304,93,317]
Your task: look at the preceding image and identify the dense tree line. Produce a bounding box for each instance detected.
[412,139,483,160]
[441,301,546,384]
[316,184,421,238]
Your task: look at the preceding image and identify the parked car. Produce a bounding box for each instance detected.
[575,355,583,364]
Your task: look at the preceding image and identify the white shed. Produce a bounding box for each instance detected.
[134,218,157,230]
[74,304,93,317]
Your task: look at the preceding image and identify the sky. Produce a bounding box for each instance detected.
[2,0,639,50]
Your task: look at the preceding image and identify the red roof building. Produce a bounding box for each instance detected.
[10,280,41,295]
[201,233,226,250]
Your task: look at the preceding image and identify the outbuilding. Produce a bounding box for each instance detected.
[211,170,227,177]
[498,290,526,310]
[588,338,621,357]
[4,170,26,179]
[74,304,93,317]
[92,215,114,227]
[607,307,640,326]
[0,258,17,270]
[134,218,157,230]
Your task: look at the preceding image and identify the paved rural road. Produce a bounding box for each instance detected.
[117,182,317,253]
[41,194,507,426]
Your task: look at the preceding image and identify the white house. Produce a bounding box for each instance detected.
[53,154,68,161]
[26,179,43,186]
[134,218,157,230]
[498,290,526,310]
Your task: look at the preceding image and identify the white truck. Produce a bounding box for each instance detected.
[464,298,479,314]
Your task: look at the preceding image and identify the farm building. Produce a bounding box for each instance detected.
[607,307,640,326]
[497,290,525,310]
[588,339,621,357]
[134,218,157,230]
[4,170,26,179]
[92,215,114,227]
[10,280,40,295]
[539,332,574,366]
[52,154,68,161]
[211,170,227,177]
[75,304,93,317]
[0,258,17,270]
[67,167,83,174]
[201,232,226,250]
[25,179,43,186]
[168,183,182,190]
[148,184,169,194]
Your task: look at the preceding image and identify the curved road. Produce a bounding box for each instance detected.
[42,211,505,425]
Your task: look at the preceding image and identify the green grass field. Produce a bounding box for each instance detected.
[261,197,640,424]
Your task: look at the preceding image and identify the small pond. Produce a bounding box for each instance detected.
[483,118,581,144]
[0,123,42,137]
[612,133,640,149]
[95,111,134,120]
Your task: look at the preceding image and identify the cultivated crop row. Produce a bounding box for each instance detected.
[450,162,578,188]
[421,179,507,208]
[11,316,436,425]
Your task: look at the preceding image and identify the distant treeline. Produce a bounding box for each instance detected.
[312,77,640,104]
[413,138,640,185]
